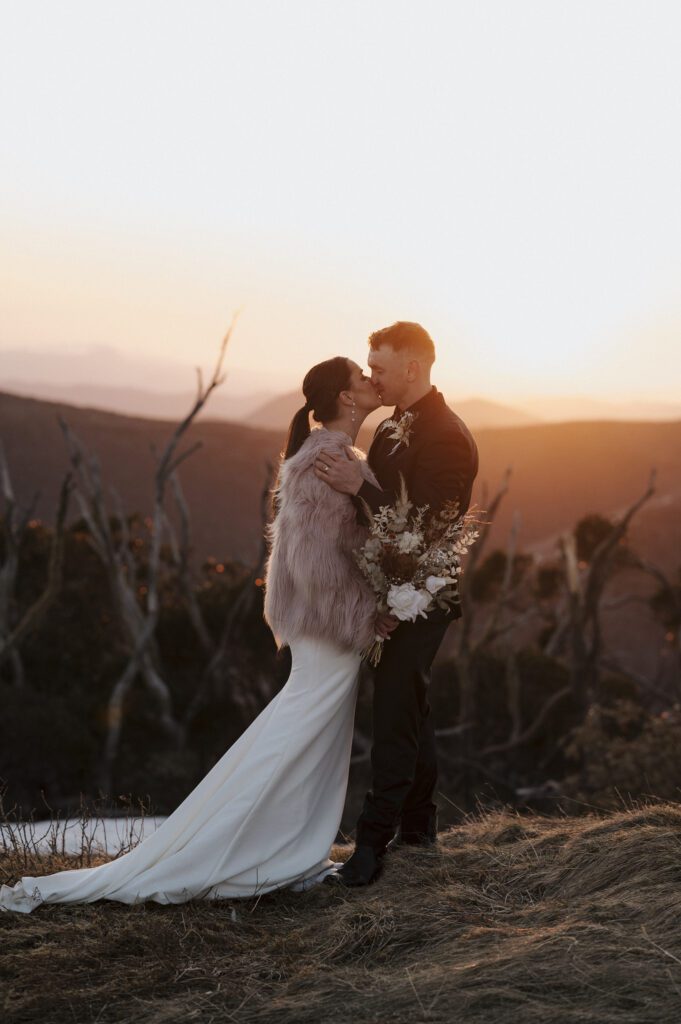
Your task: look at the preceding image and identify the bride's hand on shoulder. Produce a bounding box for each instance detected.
[313,445,363,495]
[375,612,399,640]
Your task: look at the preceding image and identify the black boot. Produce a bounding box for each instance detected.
[387,813,438,851]
[331,845,384,887]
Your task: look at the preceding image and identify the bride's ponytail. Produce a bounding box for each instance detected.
[269,401,312,520]
[283,402,312,461]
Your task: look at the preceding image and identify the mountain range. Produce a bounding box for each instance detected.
[1,379,271,423]
[2,388,678,683]
[244,392,538,433]
[1,377,538,432]
[1,389,678,573]
[3,346,681,427]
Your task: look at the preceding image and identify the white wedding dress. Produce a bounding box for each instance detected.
[0,636,360,913]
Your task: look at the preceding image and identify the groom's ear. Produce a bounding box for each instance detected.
[406,358,420,382]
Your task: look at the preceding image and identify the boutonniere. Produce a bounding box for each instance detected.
[378,410,419,455]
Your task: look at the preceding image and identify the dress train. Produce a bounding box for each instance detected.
[0,636,360,913]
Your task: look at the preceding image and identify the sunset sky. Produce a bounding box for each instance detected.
[2,1,680,402]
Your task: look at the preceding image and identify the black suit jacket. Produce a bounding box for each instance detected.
[354,386,479,520]
[352,387,479,621]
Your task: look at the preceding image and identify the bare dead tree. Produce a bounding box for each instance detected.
[453,469,512,732]
[0,443,72,687]
[451,551,574,767]
[58,322,236,794]
[546,471,656,711]
[183,460,276,731]
[598,654,673,704]
[479,672,571,759]
[432,469,519,799]
[630,555,681,656]
[429,471,664,799]
[602,554,681,703]
[474,474,658,770]
[472,510,525,650]
[163,473,214,657]
[58,422,185,796]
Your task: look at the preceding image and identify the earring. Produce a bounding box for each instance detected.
[351,401,356,424]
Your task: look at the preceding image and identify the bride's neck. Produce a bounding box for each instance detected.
[322,409,368,445]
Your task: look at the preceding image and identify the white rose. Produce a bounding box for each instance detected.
[387,583,432,621]
[425,575,449,594]
[396,531,422,554]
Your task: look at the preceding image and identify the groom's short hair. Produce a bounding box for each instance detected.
[368,321,435,364]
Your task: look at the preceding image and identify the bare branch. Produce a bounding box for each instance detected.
[0,442,15,504]
[466,467,512,573]
[184,460,274,730]
[480,685,572,757]
[0,470,73,676]
[165,441,204,479]
[165,473,214,655]
[585,470,656,598]
[457,468,512,662]
[601,594,654,612]
[599,655,673,704]
[475,510,522,649]
[154,316,238,487]
[630,555,677,598]
[435,722,474,739]
[548,471,658,710]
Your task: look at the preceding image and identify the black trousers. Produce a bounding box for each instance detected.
[355,607,452,852]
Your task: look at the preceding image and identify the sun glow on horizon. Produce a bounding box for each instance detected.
[1,1,680,404]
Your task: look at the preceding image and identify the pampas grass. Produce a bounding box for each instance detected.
[2,803,681,1023]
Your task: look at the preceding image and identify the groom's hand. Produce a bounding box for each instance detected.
[313,446,363,494]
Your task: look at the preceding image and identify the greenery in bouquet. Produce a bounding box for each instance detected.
[355,474,479,664]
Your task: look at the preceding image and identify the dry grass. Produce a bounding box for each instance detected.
[2,804,681,1023]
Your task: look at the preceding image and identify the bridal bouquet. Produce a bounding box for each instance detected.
[355,476,479,665]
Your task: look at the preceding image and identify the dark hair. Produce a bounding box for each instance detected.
[368,321,435,364]
[282,355,353,461]
[268,356,353,521]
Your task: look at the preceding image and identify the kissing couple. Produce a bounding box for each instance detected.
[1,321,479,913]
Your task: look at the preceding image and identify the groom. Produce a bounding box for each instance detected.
[314,321,479,886]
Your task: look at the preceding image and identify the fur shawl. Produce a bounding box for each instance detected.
[263,428,379,654]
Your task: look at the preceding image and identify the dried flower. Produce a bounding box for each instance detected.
[377,410,419,455]
[355,474,479,664]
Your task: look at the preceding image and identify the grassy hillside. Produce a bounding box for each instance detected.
[1,390,679,568]
[2,804,681,1022]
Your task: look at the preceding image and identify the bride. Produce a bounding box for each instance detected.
[1,356,390,913]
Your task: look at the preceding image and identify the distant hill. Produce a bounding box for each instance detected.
[4,347,681,427]
[0,345,288,396]
[1,382,535,432]
[1,380,272,423]
[1,390,679,575]
[452,397,540,429]
[521,395,681,422]
[246,391,539,432]
[0,390,280,567]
